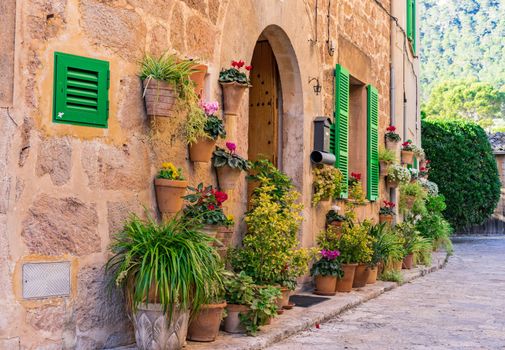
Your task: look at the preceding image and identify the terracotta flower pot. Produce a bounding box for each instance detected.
[187,301,226,342]
[216,226,234,248]
[189,137,216,163]
[133,304,189,350]
[220,82,249,116]
[379,161,390,177]
[385,139,399,150]
[367,265,378,284]
[223,304,249,334]
[387,178,398,188]
[278,287,291,309]
[336,263,357,293]
[216,166,242,190]
[143,79,177,118]
[401,150,414,164]
[379,214,394,225]
[403,196,416,208]
[402,253,414,269]
[201,224,218,239]
[154,178,188,214]
[392,260,403,272]
[314,275,337,296]
[352,263,371,288]
[190,64,208,97]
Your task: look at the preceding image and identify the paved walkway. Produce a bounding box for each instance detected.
[268,237,505,350]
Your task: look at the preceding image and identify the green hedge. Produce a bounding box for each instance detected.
[421,118,500,231]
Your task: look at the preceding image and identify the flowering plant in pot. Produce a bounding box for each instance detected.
[401,140,415,164]
[348,172,366,204]
[312,165,343,206]
[182,183,233,238]
[409,167,420,182]
[229,160,310,302]
[419,166,429,179]
[219,60,253,115]
[378,148,396,177]
[379,201,396,224]
[399,182,427,212]
[187,101,227,163]
[140,53,198,118]
[154,162,188,214]
[105,214,223,350]
[411,144,425,161]
[395,221,432,269]
[385,125,401,149]
[326,205,346,229]
[311,249,343,296]
[212,142,250,190]
[387,164,411,188]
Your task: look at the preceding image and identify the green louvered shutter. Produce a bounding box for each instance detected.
[332,65,350,199]
[53,52,110,128]
[407,0,416,53]
[367,85,379,201]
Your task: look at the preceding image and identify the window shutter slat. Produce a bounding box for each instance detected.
[333,64,350,199]
[367,85,379,201]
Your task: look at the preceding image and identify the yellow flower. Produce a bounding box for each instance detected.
[227,214,234,221]
[162,162,171,169]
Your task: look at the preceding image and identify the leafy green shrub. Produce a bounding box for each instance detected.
[422,118,500,230]
[379,270,403,283]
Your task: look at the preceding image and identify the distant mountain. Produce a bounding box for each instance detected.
[420,0,505,100]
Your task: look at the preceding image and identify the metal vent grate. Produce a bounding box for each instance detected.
[22,262,71,299]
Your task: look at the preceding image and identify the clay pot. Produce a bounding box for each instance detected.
[379,161,390,177]
[336,263,357,292]
[352,264,371,288]
[402,253,414,269]
[392,260,403,272]
[216,166,242,190]
[142,79,177,118]
[387,178,398,188]
[223,304,249,334]
[367,265,378,284]
[133,304,189,350]
[187,301,226,342]
[220,82,249,116]
[154,179,188,214]
[277,287,291,309]
[314,275,337,296]
[189,137,216,163]
[403,196,416,209]
[386,139,399,150]
[201,225,218,239]
[215,226,234,248]
[401,150,414,164]
[379,214,394,225]
[190,64,208,97]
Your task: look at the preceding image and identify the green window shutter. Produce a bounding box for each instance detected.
[53,52,110,128]
[332,64,350,199]
[406,0,417,53]
[367,85,379,201]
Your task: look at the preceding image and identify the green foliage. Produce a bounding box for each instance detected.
[312,165,343,206]
[379,270,403,284]
[395,221,432,265]
[230,161,310,290]
[423,79,505,128]
[422,118,500,230]
[204,115,227,140]
[399,182,427,212]
[378,148,396,163]
[326,209,346,224]
[368,223,404,266]
[310,250,343,278]
[239,286,280,336]
[212,146,250,171]
[416,194,454,253]
[182,183,232,226]
[140,53,196,87]
[223,271,255,306]
[348,182,366,203]
[157,162,184,180]
[105,214,223,319]
[333,222,374,264]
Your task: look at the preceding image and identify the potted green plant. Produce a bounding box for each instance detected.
[379,148,396,177]
[229,160,310,303]
[223,271,255,334]
[387,164,411,188]
[385,125,401,150]
[379,200,396,224]
[105,214,222,350]
[401,139,415,164]
[154,162,188,214]
[187,101,227,163]
[395,222,432,269]
[183,183,233,238]
[219,60,252,115]
[312,165,343,206]
[348,172,366,204]
[399,182,427,211]
[240,285,280,335]
[311,249,343,295]
[326,205,346,230]
[140,53,197,118]
[212,142,250,190]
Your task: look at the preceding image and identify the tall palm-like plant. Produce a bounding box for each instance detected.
[105,214,223,320]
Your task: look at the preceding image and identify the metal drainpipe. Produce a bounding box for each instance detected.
[389,0,397,212]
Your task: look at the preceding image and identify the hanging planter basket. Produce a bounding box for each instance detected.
[189,137,216,163]
[143,79,177,118]
[401,150,414,165]
[385,139,399,150]
[220,82,249,115]
[387,177,399,188]
[379,214,394,224]
[216,166,242,190]
[379,161,390,177]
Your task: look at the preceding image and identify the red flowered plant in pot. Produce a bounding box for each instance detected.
[219,60,253,115]
[385,125,401,150]
[401,139,415,164]
[348,172,365,203]
[379,200,396,225]
[183,183,234,238]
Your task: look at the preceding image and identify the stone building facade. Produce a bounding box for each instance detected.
[0,0,419,348]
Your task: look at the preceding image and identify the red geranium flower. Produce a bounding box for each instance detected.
[212,190,228,204]
[231,60,238,68]
[245,65,253,71]
[386,125,396,132]
[350,172,362,181]
[208,204,215,211]
[236,60,245,68]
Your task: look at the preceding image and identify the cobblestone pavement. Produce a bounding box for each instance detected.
[268,237,505,350]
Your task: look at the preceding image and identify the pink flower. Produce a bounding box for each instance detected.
[201,101,219,116]
[226,142,236,153]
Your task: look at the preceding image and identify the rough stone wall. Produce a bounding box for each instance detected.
[0,0,405,348]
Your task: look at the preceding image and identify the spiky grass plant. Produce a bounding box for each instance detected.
[105,214,223,321]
